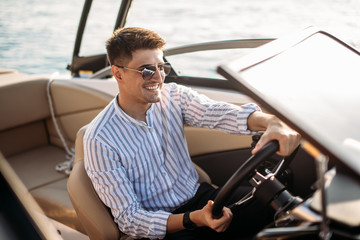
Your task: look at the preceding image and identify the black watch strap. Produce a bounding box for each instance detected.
[183,211,197,230]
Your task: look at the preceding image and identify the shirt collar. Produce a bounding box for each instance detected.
[113,96,156,128]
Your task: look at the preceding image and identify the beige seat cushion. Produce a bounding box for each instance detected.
[7,145,68,190]
[30,178,84,233]
[7,145,85,232]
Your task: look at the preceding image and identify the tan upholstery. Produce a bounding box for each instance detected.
[0,73,114,234]
[0,76,50,132]
[185,126,252,157]
[68,125,212,240]
[68,125,121,240]
[0,153,64,240]
[0,73,50,158]
[8,146,68,190]
[47,80,112,144]
[6,145,85,232]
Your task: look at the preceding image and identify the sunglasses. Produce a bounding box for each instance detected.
[115,62,171,81]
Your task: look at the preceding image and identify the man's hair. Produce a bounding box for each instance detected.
[106,27,166,66]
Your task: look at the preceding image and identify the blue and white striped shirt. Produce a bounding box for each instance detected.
[84,83,260,239]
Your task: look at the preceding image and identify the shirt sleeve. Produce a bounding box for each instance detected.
[84,136,171,239]
[174,84,261,135]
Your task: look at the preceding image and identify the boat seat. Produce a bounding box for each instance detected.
[0,73,112,234]
[67,125,212,240]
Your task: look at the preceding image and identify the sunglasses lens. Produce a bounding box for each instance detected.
[161,63,171,75]
[141,63,171,80]
[142,68,156,80]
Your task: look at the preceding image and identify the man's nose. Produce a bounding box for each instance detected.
[152,69,164,82]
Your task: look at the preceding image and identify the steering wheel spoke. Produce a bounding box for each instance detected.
[250,171,267,187]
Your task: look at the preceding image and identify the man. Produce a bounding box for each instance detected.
[84,27,301,239]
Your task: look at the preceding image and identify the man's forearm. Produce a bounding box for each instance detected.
[247,110,276,132]
[166,213,185,233]
[166,211,203,233]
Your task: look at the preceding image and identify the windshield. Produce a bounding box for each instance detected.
[77,0,360,79]
[122,0,360,78]
[226,31,360,176]
[125,0,360,48]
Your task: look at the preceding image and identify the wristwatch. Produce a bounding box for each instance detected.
[183,211,197,230]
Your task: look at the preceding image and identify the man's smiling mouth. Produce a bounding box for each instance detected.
[145,84,160,90]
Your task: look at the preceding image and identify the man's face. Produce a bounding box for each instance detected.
[116,48,165,106]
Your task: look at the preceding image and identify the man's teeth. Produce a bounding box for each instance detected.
[145,85,158,90]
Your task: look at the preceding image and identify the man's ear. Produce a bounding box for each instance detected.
[112,65,122,82]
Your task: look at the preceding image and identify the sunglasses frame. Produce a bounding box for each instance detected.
[114,62,171,81]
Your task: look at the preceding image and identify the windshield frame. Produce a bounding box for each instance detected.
[68,0,132,77]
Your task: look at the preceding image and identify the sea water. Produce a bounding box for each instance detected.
[1,0,359,75]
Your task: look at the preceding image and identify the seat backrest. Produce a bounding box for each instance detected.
[67,125,121,240]
[68,125,212,240]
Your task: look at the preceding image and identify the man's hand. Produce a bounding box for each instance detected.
[248,111,301,156]
[191,200,233,232]
[166,200,233,234]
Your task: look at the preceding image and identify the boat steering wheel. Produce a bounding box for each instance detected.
[212,140,297,218]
